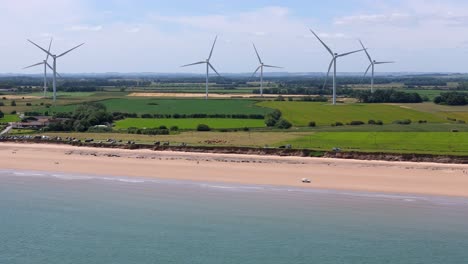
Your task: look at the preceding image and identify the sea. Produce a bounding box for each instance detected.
[1,169,468,264]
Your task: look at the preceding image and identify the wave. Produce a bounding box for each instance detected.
[2,169,468,206]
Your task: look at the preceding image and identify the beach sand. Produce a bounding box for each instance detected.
[1,142,467,197]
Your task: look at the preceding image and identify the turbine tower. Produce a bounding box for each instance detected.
[310,29,364,105]
[359,40,394,93]
[181,36,221,100]
[27,39,84,102]
[250,43,282,97]
[23,38,54,98]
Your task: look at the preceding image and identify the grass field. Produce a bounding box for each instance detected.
[42,99,273,115]
[279,132,468,155]
[0,114,20,123]
[114,118,266,130]
[259,102,448,126]
[33,131,310,147]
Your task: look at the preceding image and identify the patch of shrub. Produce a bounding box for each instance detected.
[170,126,179,131]
[159,125,167,130]
[276,119,292,129]
[457,120,466,124]
[141,114,153,118]
[0,102,4,106]
[10,100,16,106]
[348,121,365,126]
[87,126,112,133]
[10,111,17,114]
[0,110,4,119]
[26,103,32,106]
[331,122,344,127]
[393,119,412,125]
[308,121,316,127]
[197,124,211,131]
[418,120,427,124]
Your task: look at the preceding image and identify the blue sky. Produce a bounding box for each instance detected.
[2,0,468,73]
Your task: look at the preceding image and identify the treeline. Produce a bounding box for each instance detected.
[354,90,423,103]
[434,92,467,105]
[46,102,112,132]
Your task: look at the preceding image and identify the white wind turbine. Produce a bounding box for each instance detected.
[23,38,55,98]
[310,29,365,105]
[250,43,282,97]
[359,40,394,93]
[27,39,85,102]
[181,36,221,100]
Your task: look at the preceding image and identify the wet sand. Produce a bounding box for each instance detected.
[1,142,467,197]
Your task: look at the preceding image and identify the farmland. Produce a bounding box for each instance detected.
[115,118,266,130]
[279,132,468,155]
[0,114,20,123]
[38,98,273,115]
[258,101,450,126]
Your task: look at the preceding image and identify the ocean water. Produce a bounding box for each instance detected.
[1,170,468,264]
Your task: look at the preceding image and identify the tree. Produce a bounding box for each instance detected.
[276,119,292,129]
[196,124,211,131]
[10,100,16,106]
[0,110,4,119]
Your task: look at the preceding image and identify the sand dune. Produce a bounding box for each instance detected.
[1,142,467,197]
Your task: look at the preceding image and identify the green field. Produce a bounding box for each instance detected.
[0,114,20,123]
[115,118,266,130]
[259,102,450,126]
[42,99,273,115]
[280,132,468,155]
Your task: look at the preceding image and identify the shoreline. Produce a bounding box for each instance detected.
[1,142,468,198]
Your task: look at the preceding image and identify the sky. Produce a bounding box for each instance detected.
[2,0,468,74]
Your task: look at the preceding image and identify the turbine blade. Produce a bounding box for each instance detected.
[323,59,334,89]
[359,39,372,63]
[263,64,282,69]
[361,64,372,83]
[23,62,44,70]
[250,65,261,79]
[310,29,334,56]
[46,38,53,61]
[27,39,53,57]
[375,61,395,64]
[46,62,54,72]
[57,43,85,58]
[208,35,218,60]
[208,63,221,77]
[338,48,365,57]
[252,43,262,64]
[181,61,206,67]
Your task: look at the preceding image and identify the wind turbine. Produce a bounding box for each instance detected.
[359,40,394,93]
[27,39,84,102]
[181,36,221,100]
[310,29,365,105]
[250,43,282,97]
[23,38,54,98]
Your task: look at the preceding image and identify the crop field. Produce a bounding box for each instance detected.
[259,102,448,126]
[279,132,468,155]
[0,114,20,123]
[25,92,96,97]
[114,118,266,130]
[44,99,273,115]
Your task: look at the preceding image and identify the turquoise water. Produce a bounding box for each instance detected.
[1,170,468,264]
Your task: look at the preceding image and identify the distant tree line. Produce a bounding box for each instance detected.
[354,89,423,103]
[434,92,467,105]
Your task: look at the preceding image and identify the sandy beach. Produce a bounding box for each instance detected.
[1,142,467,197]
